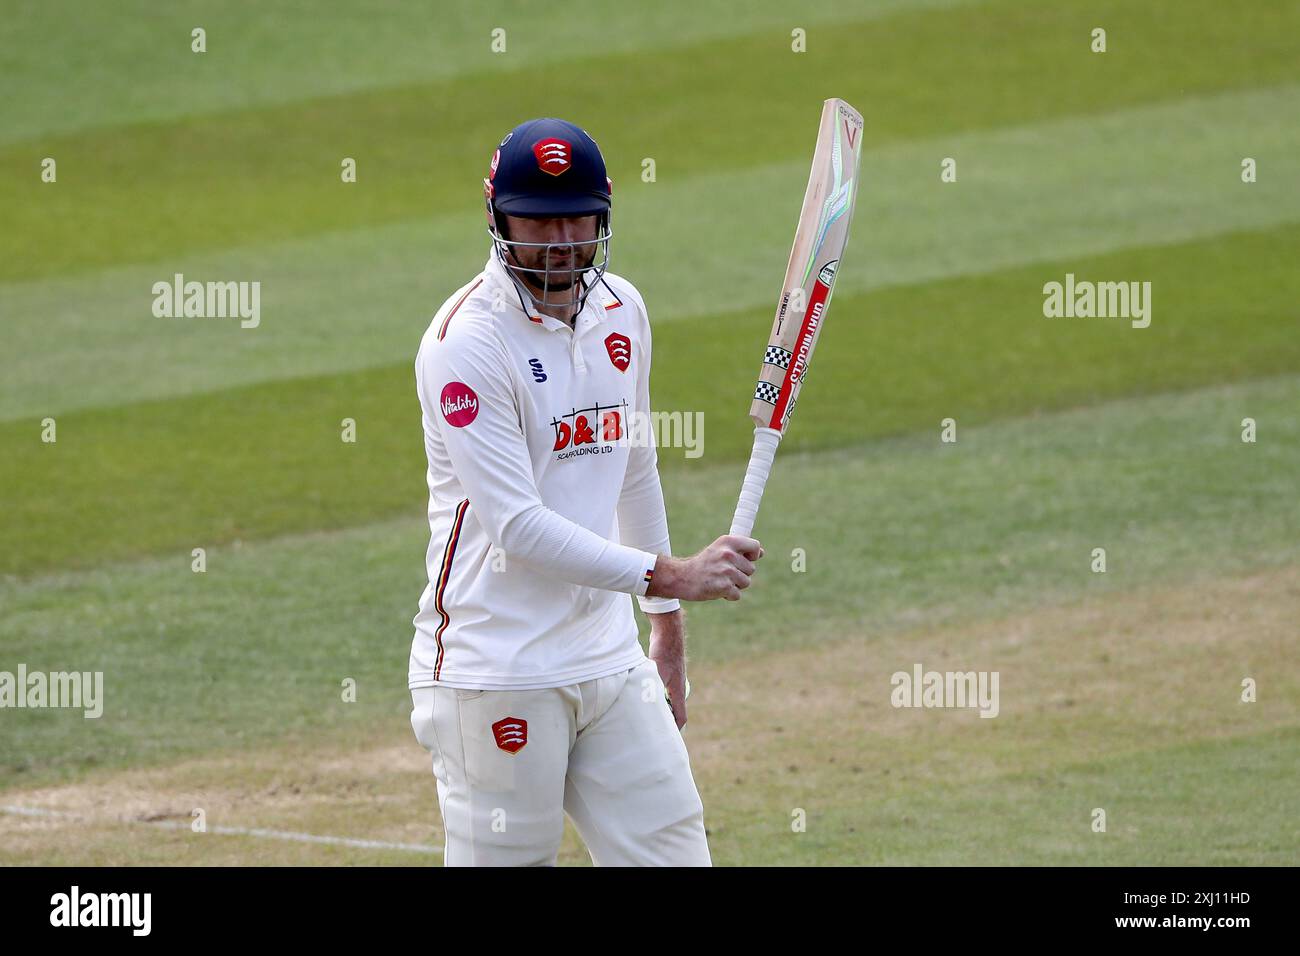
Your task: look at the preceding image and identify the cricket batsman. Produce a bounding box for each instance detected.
[408,118,764,866]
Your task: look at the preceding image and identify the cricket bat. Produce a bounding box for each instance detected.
[729,98,864,538]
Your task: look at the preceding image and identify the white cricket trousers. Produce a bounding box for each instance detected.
[410,658,711,866]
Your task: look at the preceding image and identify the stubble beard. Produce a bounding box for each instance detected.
[511,248,596,301]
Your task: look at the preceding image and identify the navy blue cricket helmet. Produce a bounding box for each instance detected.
[485,117,612,218]
[483,118,614,313]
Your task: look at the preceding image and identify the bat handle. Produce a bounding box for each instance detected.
[729,426,783,538]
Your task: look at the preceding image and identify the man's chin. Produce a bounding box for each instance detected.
[507,261,595,301]
[523,274,584,295]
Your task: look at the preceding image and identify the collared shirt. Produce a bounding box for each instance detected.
[408,250,680,690]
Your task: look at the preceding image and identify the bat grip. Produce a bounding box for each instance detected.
[729,426,783,538]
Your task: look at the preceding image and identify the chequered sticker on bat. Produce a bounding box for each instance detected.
[754,381,781,406]
[764,346,792,369]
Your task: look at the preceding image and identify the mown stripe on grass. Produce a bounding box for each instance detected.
[3,223,1299,575]
[5,82,1299,421]
[1,374,1297,790]
[2,0,1296,281]
[0,0,974,145]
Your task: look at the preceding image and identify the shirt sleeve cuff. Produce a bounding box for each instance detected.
[632,551,659,597]
[637,595,681,614]
[630,553,679,612]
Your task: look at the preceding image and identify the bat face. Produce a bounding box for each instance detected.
[749,98,863,432]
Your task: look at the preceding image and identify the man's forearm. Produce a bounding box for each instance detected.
[647,606,686,651]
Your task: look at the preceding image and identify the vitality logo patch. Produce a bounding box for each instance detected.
[440,382,479,427]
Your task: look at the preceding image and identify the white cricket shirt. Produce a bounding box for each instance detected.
[408,251,681,690]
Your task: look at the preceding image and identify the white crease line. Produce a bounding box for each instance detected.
[1,804,438,855]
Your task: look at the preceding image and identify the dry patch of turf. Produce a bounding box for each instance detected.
[3,566,1295,865]
[691,563,1298,806]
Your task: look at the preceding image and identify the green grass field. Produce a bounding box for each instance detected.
[2,0,1297,865]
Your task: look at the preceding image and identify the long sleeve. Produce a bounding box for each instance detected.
[419,324,658,596]
[617,309,681,614]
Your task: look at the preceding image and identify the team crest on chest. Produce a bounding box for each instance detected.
[604,332,631,372]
